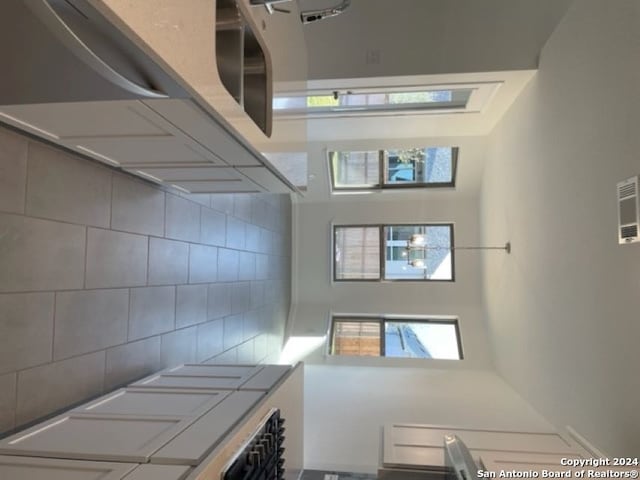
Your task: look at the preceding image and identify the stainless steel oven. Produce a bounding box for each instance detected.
[221,408,286,480]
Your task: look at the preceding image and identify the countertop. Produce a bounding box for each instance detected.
[86,0,308,157]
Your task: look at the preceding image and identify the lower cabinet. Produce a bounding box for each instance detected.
[0,364,292,468]
[382,423,593,471]
[0,456,191,480]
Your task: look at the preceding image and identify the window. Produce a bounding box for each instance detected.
[334,224,454,281]
[329,147,457,191]
[330,316,463,360]
[274,89,472,116]
[272,82,502,119]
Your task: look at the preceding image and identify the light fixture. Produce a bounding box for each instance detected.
[405,240,511,269]
[75,146,120,166]
[0,112,59,140]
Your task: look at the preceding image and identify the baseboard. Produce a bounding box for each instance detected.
[566,425,608,458]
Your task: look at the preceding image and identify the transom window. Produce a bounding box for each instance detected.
[333,224,454,281]
[274,89,472,116]
[272,82,502,119]
[329,147,457,191]
[330,316,463,360]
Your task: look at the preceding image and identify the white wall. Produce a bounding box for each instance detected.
[299,0,572,80]
[304,364,555,473]
[291,137,494,368]
[480,0,640,456]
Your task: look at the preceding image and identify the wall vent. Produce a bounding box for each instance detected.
[617,175,640,244]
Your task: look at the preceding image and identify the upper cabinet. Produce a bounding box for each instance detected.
[0,98,294,193]
[0,0,299,194]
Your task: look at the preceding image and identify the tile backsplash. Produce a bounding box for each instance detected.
[0,125,291,435]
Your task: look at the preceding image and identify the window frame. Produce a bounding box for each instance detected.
[329,315,464,360]
[328,147,458,192]
[272,82,503,119]
[332,223,456,283]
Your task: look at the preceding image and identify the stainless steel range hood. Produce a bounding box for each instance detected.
[0,0,188,105]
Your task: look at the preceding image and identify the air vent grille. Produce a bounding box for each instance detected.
[617,176,639,244]
[621,225,638,239]
[619,182,637,199]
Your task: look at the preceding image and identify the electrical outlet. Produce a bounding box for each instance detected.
[365,49,381,65]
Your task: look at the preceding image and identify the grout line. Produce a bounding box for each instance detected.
[82,227,89,289]
[127,288,132,342]
[125,288,131,346]
[109,172,114,229]
[22,140,29,215]
[51,292,57,363]
[163,190,168,238]
[12,371,18,430]
[100,348,106,394]
[174,285,178,330]
[187,244,192,284]
[0,209,273,252]
[146,235,151,286]
[198,205,203,245]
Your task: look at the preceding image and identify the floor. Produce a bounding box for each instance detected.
[0,124,292,437]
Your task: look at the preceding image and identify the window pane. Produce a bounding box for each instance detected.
[331,321,381,356]
[384,321,461,359]
[330,151,380,188]
[273,89,472,114]
[307,95,339,107]
[384,147,454,185]
[335,227,381,280]
[384,225,452,280]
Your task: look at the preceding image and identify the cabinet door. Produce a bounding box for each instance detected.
[238,365,291,391]
[0,101,225,168]
[0,455,137,480]
[125,465,191,480]
[0,101,168,138]
[237,166,293,193]
[0,413,194,463]
[72,388,230,418]
[131,364,263,390]
[143,99,261,166]
[150,391,265,465]
[123,166,265,193]
[382,423,591,469]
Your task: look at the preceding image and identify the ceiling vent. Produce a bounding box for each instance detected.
[617,175,639,244]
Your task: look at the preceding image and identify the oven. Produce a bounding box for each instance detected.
[221,408,286,480]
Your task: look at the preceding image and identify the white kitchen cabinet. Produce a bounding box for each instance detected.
[74,136,219,167]
[0,413,194,462]
[382,423,591,470]
[0,455,137,480]
[0,101,168,138]
[131,364,263,391]
[238,365,291,391]
[72,388,230,418]
[124,465,191,480]
[0,101,225,168]
[236,167,293,193]
[0,99,295,193]
[0,456,191,480]
[142,99,261,167]
[123,166,264,193]
[151,391,265,466]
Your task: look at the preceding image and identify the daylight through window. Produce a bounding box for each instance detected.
[334,224,454,281]
[330,317,463,360]
[329,147,457,191]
